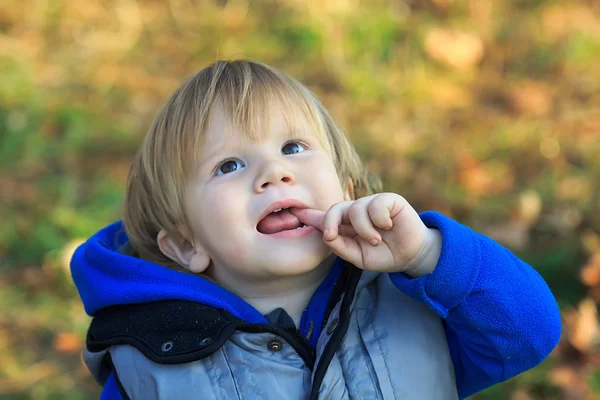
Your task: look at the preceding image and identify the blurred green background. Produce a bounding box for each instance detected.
[1,0,599,398]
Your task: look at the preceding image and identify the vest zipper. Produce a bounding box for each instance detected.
[309,267,362,399]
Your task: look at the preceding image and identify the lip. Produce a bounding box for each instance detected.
[257,198,310,228]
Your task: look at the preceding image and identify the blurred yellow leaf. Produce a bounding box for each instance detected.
[428,78,473,110]
[518,190,542,228]
[431,0,452,11]
[424,28,484,69]
[556,176,593,202]
[569,297,600,352]
[542,4,600,41]
[223,0,249,28]
[61,239,86,279]
[580,253,600,287]
[539,137,561,160]
[542,5,569,41]
[53,332,83,353]
[550,365,588,397]
[510,390,534,400]
[459,161,514,197]
[582,230,600,255]
[509,81,554,117]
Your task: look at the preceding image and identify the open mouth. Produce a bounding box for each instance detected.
[257,207,307,234]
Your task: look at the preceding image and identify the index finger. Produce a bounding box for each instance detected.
[321,201,352,241]
[289,208,326,231]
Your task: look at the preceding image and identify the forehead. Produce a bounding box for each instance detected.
[202,98,327,152]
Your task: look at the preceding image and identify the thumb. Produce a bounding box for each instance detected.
[289,208,325,231]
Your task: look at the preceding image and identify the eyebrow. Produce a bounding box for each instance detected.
[198,151,225,172]
[197,139,244,173]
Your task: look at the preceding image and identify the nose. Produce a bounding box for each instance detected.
[253,160,296,193]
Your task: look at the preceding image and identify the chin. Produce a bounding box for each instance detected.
[268,251,330,276]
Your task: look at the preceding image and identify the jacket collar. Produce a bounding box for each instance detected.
[70,221,266,323]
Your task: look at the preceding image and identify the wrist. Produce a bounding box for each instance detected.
[403,228,442,278]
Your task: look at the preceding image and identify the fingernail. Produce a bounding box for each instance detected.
[370,238,380,246]
[324,228,330,237]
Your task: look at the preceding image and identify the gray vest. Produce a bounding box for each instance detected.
[85,271,458,399]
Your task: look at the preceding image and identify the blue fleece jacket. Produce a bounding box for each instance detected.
[71,212,561,399]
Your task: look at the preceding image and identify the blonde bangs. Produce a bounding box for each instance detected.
[186,62,332,171]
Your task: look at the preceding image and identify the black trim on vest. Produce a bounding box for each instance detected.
[309,266,363,400]
[87,300,316,370]
[103,352,132,400]
[320,263,352,335]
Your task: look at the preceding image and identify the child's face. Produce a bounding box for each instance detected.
[183,104,348,284]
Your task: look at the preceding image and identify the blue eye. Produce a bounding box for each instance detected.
[281,141,306,155]
[216,159,244,176]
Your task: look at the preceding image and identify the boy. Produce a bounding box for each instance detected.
[71,60,561,399]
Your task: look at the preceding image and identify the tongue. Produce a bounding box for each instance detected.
[257,209,303,234]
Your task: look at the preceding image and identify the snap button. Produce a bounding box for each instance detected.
[268,340,282,352]
[200,337,213,346]
[161,341,174,352]
[327,318,339,335]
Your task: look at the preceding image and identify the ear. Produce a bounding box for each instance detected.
[157,229,211,274]
[344,178,355,201]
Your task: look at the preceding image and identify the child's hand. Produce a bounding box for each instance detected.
[291,193,441,276]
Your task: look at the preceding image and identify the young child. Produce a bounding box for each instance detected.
[71,60,561,400]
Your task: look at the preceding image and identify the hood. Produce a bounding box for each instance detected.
[70,221,267,324]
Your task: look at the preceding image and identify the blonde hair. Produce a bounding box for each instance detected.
[123,60,381,269]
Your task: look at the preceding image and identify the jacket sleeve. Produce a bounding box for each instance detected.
[388,211,562,399]
[99,372,127,400]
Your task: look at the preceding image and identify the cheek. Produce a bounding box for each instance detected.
[220,246,250,268]
[201,190,252,266]
[304,157,346,202]
[188,183,249,249]
[196,185,244,230]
